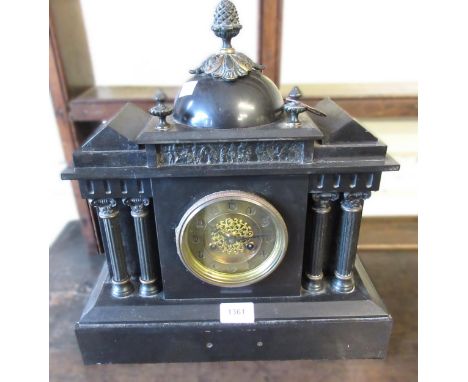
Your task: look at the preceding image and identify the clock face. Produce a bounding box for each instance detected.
[175,191,288,287]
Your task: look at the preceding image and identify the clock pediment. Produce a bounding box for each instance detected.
[310,98,378,144]
[81,103,150,152]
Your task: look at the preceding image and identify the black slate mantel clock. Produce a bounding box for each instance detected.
[62,0,400,364]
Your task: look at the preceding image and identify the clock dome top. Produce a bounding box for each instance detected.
[172,0,284,129]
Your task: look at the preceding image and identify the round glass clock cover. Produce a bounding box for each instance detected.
[175,191,288,287]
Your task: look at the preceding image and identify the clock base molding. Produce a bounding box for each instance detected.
[75,256,392,364]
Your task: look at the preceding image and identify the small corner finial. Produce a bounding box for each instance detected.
[153,89,166,106]
[288,86,303,101]
[285,85,327,121]
[149,89,173,130]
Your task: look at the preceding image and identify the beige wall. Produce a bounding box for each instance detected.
[281,0,418,84]
[361,118,418,216]
[80,0,259,86]
[81,0,418,86]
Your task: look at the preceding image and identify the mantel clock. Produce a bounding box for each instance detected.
[62,0,400,364]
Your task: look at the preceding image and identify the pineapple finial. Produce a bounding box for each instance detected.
[190,1,264,81]
[212,0,242,51]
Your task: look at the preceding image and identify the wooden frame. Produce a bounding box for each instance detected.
[49,0,418,253]
[259,0,283,85]
[49,0,101,252]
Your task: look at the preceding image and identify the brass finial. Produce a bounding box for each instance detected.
[190,1,264,81]
[149,90,173,130]
[212,0,242,51]
[285,86,327,126]
[288,86,303,101]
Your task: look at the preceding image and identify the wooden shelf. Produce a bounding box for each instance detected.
[282,82,418,119]
[358,216,417,251]
[69,82,418,122]
[69,86,178,122]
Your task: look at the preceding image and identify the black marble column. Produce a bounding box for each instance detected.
[331,192,371,294]
[91,199,134,298]
[124,198,160,297]
[303,192,338,293]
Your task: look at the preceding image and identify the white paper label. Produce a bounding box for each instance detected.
[220,302,255,324]
[178,80,198,98]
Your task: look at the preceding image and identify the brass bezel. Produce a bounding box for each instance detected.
[175,190,288,288]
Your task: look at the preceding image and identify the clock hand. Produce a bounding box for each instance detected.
[229,234,270,242]
[213,229,230,238]
[250,234,271,239]
[214,229,248,239]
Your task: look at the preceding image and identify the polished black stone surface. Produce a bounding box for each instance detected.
[173,72,284,129]
[75,252,392,364]
[50,221,417,381]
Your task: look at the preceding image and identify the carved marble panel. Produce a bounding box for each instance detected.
[157,141,306,166]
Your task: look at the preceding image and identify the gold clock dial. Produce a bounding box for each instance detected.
[175,191,288,287]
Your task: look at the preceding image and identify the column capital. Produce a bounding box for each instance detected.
[342,192,371,210]
[90,198,118,218]
[311,192,339,211]
[124,198,150,218]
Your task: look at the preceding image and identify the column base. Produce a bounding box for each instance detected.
[111,279,134,298]
[303,273,324,293]
[331,271,355,294]
[75,257,391,364]
[139,279,160,297]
